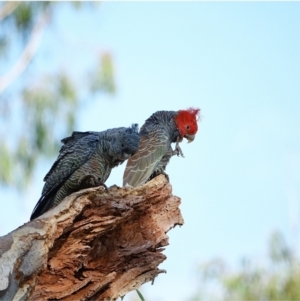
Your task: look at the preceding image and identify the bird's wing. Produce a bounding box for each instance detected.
[30,132,99,219]
[123,130,169,187]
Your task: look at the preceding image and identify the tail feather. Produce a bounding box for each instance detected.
[30,192,56,220]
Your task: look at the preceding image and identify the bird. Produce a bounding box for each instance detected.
[30,124,140,220]
[123,108,200,187]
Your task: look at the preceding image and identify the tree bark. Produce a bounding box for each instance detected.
[0,175,183,301]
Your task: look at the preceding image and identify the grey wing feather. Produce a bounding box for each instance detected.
[123,131,169,187]
[31,132,99,216]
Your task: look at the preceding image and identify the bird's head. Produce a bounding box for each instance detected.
[113,124,140,164]
[174,108,200,143]
[121,123,140,158]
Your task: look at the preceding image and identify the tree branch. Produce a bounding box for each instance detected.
[0,175,183,301]
[0,11,49,95]
[0,2,20,21]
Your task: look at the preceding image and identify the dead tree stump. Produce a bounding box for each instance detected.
[0,175,183,301]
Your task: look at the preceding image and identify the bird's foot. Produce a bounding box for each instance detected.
[160,171,170,182]
[78,174,108,190]
[172,136,185,157]
[100,183,108,191]
[148,171,170,183]
[172,144,185,158]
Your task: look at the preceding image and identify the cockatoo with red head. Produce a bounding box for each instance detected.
[123,108,200,187]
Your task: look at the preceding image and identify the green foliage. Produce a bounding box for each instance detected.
[0,143,13,184]
[1,2,50,40]
[0,36,7,57]
[269,231,292,264]
[136,289,146,301]
[22,74,77,154]
[91,52,116,94]
[14,2,33,30]
[0,2,115,189]
[191,231,300,301]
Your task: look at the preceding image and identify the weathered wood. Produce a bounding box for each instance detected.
[0,175,183,301]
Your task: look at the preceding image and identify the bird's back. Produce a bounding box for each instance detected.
[30,132,99,220]
[31,125,140,220]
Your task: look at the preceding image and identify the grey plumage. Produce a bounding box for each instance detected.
[123,111,178,187]
[123,109,200,187]
[30,124,140,220]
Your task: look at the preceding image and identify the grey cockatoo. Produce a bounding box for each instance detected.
[123,108,200,187]
[31,124,140,220]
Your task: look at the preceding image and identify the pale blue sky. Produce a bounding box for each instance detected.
[1,2,300,301]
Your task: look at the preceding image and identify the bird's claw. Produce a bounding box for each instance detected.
[177,145,185,157]
[172,145,184,158]
[148,171,170,183]
[172,136,185,157]
[79,174,107,190]
[98,182,108,191]
[161,171,170,182]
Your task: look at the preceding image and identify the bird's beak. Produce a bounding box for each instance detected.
[185,134,195,143]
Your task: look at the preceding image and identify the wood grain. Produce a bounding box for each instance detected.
[0,175,183,301]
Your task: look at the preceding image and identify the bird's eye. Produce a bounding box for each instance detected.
[186,125,190,130]
[122,144,125,147]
